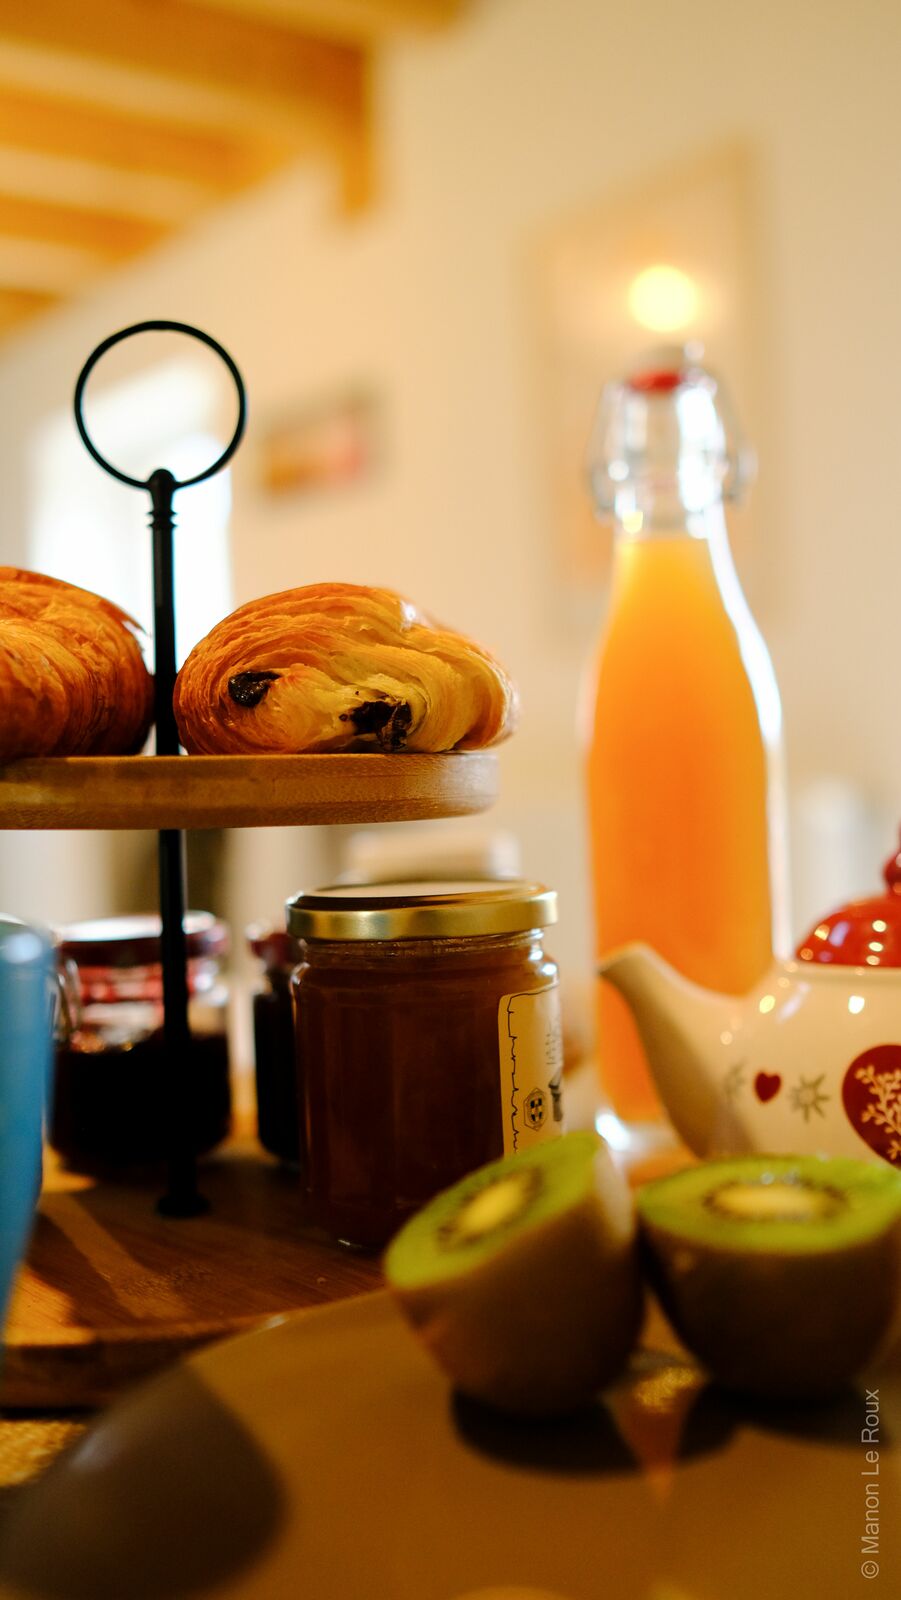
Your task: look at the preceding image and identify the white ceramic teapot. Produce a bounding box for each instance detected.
[599,840,901,1167]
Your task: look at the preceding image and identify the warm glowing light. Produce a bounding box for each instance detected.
[595,1110,633,1151]
[622,509,644,535]
[628,264,699,333]
[758,994,775,1014]
[873,919,887,933]
[849,995,865,1014]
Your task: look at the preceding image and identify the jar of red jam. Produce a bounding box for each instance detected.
[246,925,302,1167]
[287,880,564,1249]
[51,913,231,1171]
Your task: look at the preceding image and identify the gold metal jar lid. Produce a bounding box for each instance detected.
[286,880,557,942]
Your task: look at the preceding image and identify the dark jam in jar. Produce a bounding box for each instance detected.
[287,881,563,1249]
[51,913,231,1172]
[247,926,302,1167]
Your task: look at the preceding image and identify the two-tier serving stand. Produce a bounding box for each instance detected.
[0,322,498,1407]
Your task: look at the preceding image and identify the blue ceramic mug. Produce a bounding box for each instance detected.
[0,917,54,1328]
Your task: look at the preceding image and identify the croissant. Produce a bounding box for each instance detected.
[173,583,517,755]
[0,568,153,762]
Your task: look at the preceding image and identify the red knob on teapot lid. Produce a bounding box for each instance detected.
[796,831,901,967]
[883,835,901,893]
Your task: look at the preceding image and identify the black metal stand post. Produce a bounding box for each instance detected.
[150,467,203,1216]
[74,321,246,1218]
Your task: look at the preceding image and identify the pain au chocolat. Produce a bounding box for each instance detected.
[0,568,153,762]
[173,583,517,755]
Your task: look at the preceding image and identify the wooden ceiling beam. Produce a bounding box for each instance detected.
[0,85,284,190]
[0,146,211,224]
[0,1,372,210]
[0,0,431,342]
[0,0,365,115]
[0,236,102,294]
[0,39,307,137]
[177,0,467,42]
[0,195,169,260]
[0,287,60,337]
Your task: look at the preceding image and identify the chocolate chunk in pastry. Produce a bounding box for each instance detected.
[173,583,517,755]
[342,696,413,750]
[227,671,280,708]
[0,567,153,762]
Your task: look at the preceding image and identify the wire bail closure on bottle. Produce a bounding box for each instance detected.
[586,346,755,522]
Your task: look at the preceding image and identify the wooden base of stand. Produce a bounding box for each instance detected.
[2,1139,382,1410]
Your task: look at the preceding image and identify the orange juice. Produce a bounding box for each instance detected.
[587,531,782,1121]
[584,357,787,1126]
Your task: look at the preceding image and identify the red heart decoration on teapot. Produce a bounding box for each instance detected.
[754,1071,782,1103]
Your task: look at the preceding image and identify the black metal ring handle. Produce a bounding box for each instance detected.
[73,319,246,490]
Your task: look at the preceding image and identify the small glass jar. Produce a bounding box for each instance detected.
[247,925,302,1167]
[287,880,564,1249]
[51,913,231,1170]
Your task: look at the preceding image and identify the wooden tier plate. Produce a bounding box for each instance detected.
[0,751,498,830]
[1,1140,381,1410]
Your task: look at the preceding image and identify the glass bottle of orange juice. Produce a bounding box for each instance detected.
[584,352,789,1132]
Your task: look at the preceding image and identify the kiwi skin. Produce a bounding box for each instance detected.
[638,1162,901,1399]
[385,1136,644,1418]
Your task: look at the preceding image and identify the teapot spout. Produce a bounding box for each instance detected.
[599,943,742,1157]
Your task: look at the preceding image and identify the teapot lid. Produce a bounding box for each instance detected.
[796,835,901,967]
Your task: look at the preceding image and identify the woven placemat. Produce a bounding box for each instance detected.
[0,1417,89,1491]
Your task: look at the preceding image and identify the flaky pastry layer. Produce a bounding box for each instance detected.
[173,583,518,755]
[0,568,153,762]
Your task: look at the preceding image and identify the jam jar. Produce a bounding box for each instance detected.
[51,913,231,1170]
[247,925,302,1167]
[287,880,564,1249]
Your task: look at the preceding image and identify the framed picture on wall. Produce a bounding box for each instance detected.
[259,387,381,498]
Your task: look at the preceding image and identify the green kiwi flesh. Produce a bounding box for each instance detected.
[638,1154,901,1398]
[384,1131,643,1416]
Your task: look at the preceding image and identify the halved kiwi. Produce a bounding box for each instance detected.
[638,1154,901,1397]
[383,1131,643,1417]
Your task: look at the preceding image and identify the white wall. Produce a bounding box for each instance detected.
[1,0,899,1000]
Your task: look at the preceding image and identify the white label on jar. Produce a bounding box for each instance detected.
[497,983,564,1155]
